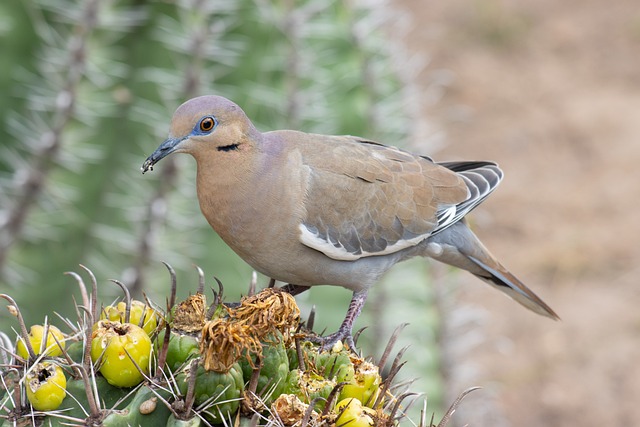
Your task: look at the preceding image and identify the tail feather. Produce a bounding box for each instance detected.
[466,254,559,320]
[425,220,559,320]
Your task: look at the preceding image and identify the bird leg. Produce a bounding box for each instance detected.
[279,283,311,296]
[317,289,368,351]
[280,285,368,351]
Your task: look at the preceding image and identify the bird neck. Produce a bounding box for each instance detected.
[192,129,284,242]
[194,147,254,223]
[192,133,305,266]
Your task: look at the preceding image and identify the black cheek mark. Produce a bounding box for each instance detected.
[217,143,240,152]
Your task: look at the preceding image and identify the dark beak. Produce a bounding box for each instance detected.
[141,136,185,174]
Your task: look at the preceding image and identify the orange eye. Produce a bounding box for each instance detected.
[199,117,215,132]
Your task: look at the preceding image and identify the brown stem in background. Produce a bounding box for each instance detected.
[282,0,302,129]
[280,0,326,129]
[0,0,101,274]
[129,0,211,297]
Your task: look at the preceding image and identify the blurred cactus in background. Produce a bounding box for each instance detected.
[0,0,448,421]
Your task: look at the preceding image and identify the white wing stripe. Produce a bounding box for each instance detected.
[299,224,427,261]
[436,204,457,230]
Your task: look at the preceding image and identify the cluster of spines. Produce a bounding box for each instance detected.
[0,264,475,426]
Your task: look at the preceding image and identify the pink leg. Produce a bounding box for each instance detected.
[280,284,369,351]
[318,289,368,350]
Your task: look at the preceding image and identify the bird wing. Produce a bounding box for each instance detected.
[433,161,504,232]
[294,134,470,261]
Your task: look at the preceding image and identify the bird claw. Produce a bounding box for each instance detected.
[308,329,356,352]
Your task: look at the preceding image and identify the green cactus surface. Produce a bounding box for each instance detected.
[157,330,200,373]
[175,361,245,425]
[101,385,173,427]
[239,336,290,406]
[0,266,463,427]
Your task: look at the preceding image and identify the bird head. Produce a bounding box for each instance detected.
[141,95,256,173]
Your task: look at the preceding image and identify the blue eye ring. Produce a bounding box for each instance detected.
[195,116,217,134]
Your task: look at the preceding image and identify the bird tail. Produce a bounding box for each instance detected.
[425,220,559,320]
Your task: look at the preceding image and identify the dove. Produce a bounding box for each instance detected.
[142,95,557,348]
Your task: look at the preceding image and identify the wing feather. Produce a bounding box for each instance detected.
[293,134,470,260]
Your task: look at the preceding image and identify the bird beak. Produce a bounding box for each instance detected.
[141,136,185,173]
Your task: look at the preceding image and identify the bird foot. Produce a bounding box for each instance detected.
[306,289,367,352]
[308,328,356,352]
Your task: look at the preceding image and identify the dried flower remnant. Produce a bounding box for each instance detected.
[172,293,207,334]
[231,287,301,342]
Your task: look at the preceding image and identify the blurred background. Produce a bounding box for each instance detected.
[0,0,638,426]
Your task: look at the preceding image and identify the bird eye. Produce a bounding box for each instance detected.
[199,117,216,133]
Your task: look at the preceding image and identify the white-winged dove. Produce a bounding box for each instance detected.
[142,95,558,348]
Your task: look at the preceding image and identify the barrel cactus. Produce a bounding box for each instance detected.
[0,265,476,426]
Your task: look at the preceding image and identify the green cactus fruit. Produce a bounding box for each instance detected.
[101,300,159,336]
[335,397,376,427]
[102,385,172,426]
[238,337,289,405]
[176,361,244,424]
[339,358,381,408]
[16,324,65,360]
[90,320,152,387]
[312,349,355,384]
[156,330,200,372]
[284,369,336,412]
[25,361,67,411]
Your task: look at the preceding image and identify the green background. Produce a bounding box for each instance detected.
[0,0,443,420]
